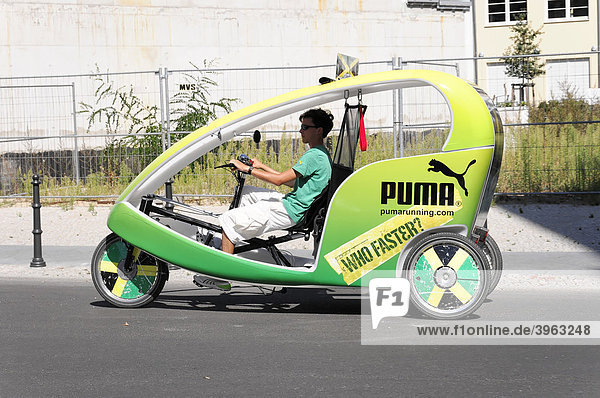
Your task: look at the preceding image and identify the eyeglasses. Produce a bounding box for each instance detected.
[300,124,318,131]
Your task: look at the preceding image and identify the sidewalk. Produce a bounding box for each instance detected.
[2,243,600,290]
[1,202,599,285]
[4,245,600,270]
[1,202,598,250]
[0,244,200,282]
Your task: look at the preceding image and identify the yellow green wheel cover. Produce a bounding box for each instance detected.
[413,244,481,310]
[99,240,158,299]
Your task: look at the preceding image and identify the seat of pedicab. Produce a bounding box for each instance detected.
[285,163,352,238]
[236,184,329,266]
[285,184,329,237]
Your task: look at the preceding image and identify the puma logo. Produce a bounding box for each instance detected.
[428,159,476,196]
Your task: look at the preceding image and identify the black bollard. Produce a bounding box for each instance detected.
[30,174,46,268]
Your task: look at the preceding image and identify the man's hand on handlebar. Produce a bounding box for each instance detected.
[251,158,266,170]
[229,158,252,174]
[214,154,295,187]
[213,154,297,187]
[214,154,253,172]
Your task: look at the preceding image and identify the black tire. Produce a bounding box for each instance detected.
[480,234,503,294]
[91,233,168,308]
[403,232,489,320]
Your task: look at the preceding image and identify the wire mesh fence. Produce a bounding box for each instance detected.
[478,52,600,193]
[1,53,599,200]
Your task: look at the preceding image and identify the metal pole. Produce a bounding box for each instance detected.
[597,3,600,82]
[30,174,46,268]
[161,68,174,204]
[71,82,80,184]
[392,57,398,159]
[165,178,174,210]
[395,57,404,158]
[157,68,167,152]
[471,0,479,85]
[165,68,171,148]
[165,179,173,199]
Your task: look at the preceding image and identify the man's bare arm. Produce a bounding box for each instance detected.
[249,158,295,187]
[230,159,298,187]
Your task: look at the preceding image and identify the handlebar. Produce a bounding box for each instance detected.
[212,154,254,211]
[238,154,253,166]
[214,163,234,169]
[214,154,253,170]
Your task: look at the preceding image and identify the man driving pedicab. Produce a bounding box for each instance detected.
[194,108,333,290]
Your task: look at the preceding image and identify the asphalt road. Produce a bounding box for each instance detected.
[4,245,600,270]
[2,278,600,397]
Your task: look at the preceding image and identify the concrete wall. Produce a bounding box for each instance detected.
[0,0,472,76]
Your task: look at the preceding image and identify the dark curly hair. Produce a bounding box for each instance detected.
[299,108,334,137]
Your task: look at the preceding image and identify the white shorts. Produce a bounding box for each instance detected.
[218,185,296,244]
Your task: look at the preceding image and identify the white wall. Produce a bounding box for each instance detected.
[0,0,472,76]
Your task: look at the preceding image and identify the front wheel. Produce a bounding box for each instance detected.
[91,233,168,308]
[403,232,489,320]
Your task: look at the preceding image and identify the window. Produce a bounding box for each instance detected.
[486,63,522,105]
[546,58,590,99]
[488,0,527,24]
[547,0,588,20]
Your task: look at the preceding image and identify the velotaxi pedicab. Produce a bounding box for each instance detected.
[91,69,504,319]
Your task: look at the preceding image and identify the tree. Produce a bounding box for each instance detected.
[502,18,545,103]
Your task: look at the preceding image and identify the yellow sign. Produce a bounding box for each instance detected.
[324,193,462,285]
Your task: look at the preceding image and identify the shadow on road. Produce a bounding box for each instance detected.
[91,286,366,315]
[90,285,490,319]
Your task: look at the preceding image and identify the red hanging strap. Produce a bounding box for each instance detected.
[359,105,367,151]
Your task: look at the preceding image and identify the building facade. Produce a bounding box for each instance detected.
[1,0,472,76]
[474,0,599,103]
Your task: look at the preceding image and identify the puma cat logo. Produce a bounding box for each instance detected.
[428,159,476,196]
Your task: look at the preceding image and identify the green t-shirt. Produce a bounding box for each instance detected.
[282,145,332,223]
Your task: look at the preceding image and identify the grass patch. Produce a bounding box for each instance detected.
[3,123,599,203]
[498,121,600,192]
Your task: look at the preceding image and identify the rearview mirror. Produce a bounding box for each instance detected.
[253,130,261,144]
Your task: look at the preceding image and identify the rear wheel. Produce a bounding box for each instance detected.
[91,233,168,308]
[404,232,489,320]
[480,234,503,294]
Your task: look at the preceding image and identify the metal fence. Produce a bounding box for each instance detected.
[1,52,599,199]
